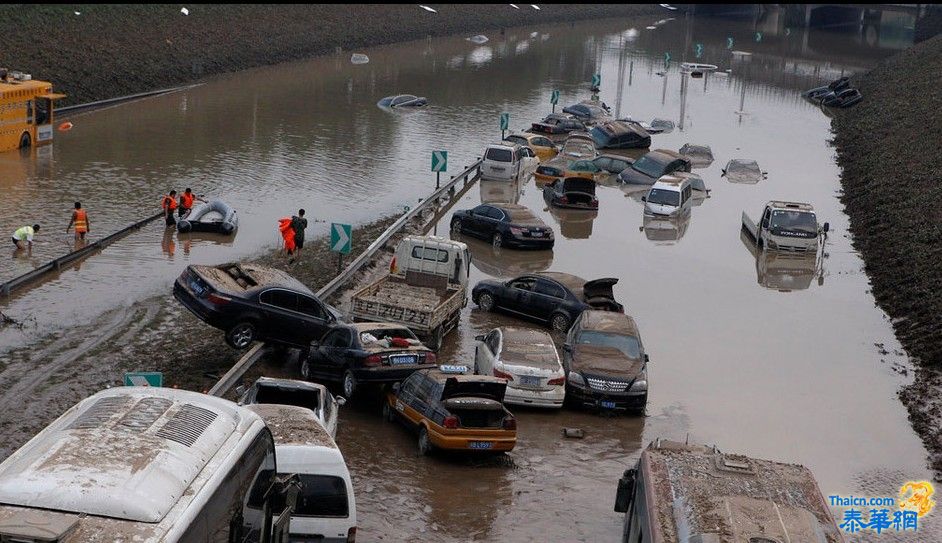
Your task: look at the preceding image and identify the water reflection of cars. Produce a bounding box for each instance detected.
[740,229,824,291]
[450,203,554,250]
[457,234,553,278]
[640,210,691,243]
[377,94,427,108]
[618,149,692,185]
[546,204,598,240]
[479,178,522,204]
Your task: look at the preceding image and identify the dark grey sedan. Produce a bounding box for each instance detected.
[617,149,692,185]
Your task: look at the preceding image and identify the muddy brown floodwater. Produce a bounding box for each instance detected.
[0,11,937,543]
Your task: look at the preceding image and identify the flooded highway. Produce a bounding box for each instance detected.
[1,11,936,543]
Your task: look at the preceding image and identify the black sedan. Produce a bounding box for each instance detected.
[472,272,623,332]
[302,323,438,398]
[450,203,554,250]
[617,149,692,185]
[173,262,342,349]
[529,113,586,136]
[377,94,427,108]
[589,121,651,150]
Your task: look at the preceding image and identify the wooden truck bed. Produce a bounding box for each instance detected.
[351,275,464,334]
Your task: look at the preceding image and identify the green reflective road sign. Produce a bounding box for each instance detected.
[331,223,352,255]
[551,89,560,105]
[727,36,734,49]
[591,73,601,87]
[124,372,163,387]
[499,112,509,131]
[431,150,447,172]
[695,43,703,58]
[755,31,762,42]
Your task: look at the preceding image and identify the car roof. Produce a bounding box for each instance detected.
[245,404,336,449]
[768,201,815,212]
[253,377,327,393]
[578,310,639,336]
[644,149,684,163]
[642,439,843,543]
[0,387,260,524]
[597,153,631,161]
[193,263,313,296]
[490,203,545,225]
[652,175,688,189]
[488,141,521,151]
[534,271,585,292]
[595,120,645,136]
[497,327,560,369]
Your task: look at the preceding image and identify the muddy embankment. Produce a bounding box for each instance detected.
[831,34,942,476]
[0,3,661,106]
[0,213,430,458]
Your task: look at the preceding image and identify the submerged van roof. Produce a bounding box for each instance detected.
[245,404,336,449]
[641,440,844,543]
[0,387,265,539]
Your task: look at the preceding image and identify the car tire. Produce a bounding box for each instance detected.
[382,401,395,423]
[450,218,462,234]
[225,322,256,349]
[478,292,496,312]
[418,426,433,456]
[300,358,312,380]
[429,326,444,352]
[18,132,31,149]
[492,232,503,248]
[342,369,357,399]
[550,312,571,333]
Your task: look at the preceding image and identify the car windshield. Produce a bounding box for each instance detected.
[281,474,349,518]
[485,148,513,162]
[505,136,526,145]
[771,210,818,233]
[631,156,666,178]
[646,188,680,206]
[590,127,610,147]
[576,331,642,359]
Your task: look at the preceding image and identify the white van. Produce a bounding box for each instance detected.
[481,142,538,181]
[642,174,698,216]
[0,387,293,542]
[247,404,357,543]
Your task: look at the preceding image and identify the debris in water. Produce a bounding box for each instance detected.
[423,505,432,513]
[715,71,729,77]
[419,5,437,13]
[731,50,752,56]
[468,34,489,44]
[563,428,585,439]
[74,11,81,15]
[624,28,639,39]
[659,3,678,10]
[180,7,189,15]
[531,4,540,10]
[350,53,370,65]
[646,26,657,30]
[58,121,73,132]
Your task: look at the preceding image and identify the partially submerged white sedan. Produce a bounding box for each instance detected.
[474,327,565,408]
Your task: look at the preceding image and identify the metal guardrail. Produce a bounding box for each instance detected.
[209,159,483,397]
[1,212,164,297]
[57,84,203,115]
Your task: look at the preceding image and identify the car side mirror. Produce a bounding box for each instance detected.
[563,343,572,352]
[641,196,646,202]
[823,222,830,233]
[392,382,401,394]
[761,219,770,229]
[614,468,637,513]
[235,385,246,397]
[644,353,650,363]
[475,335,485,341]
[336,396,346,407]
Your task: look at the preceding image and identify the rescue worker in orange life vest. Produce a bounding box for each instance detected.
[178,187,206,218]
[161,190,178,227]
[66,201,90,240]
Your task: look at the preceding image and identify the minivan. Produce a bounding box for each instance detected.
[481,142,537,181]
[642,174,695,217]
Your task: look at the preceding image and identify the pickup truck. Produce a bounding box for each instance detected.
[742,201,828,252]
[350,235,470,351]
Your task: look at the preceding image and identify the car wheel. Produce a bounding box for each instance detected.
[225,322,256,349]
[478,292,496,312]
[492,232,503,248]
[382,401,396,422]
[300,359,312,380]
[342,369,357,399]
[418,426,433,456]
[550,312,571,332]
[429,326,444,352]
[19,132,31,149]
[450,218,462,234]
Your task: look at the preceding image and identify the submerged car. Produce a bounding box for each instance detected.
[618,149,692,185]
[302,322,438,399]
[563,101,612,125]
[543,177,599,210]
[173,262,342,350]
[504,133,558,161]
[590,121,651,150]
[642,173,707,217]
[563,310,648,413]
[722,159,765,184]
[450,203,554,250]
[475,327,566,408]
[481,142,538,181]
[472,272,623,332]
[239,377,343,438]
[534,155,571,184]
[377,94,427,108]
[593,154,634,174]
[529,113,587,136]
[384,366,517,454]
[678,143,714,168]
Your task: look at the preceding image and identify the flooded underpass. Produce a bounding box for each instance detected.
[1,11,937,543]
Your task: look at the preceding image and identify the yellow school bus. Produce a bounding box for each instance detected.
[0,69,66,152]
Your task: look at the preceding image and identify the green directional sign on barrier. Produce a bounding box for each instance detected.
[550,89,559,105]
[727,36,734,49]
[431,150,447,172]
[124,372,163,387]
[695,43,704,59]
[755,31,762,43]
[591,73,601,87]
[499,112,510,131]
[330,223,352,255]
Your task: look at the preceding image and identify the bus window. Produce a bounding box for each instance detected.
[36,98,50,125]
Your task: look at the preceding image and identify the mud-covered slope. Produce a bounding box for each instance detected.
[0,4,660,105]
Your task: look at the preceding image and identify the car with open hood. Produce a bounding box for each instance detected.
[450,203,554,250]
[617,149,692,185]
[238,377,343,438]
[543,177,599,210]
[472,272,623,332]
[563,310,649,413]
[173,262,342,350]
[384,365,517,454]
[474,327,566,408]
[302,322,438,399]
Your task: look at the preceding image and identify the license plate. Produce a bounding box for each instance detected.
[530,231,544,237]
[519,375,540,387]
[189,279,205,296]
[389,355,417,366]
[469,441,492,449]
[492,167,505,171]
[601,401,617,409]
